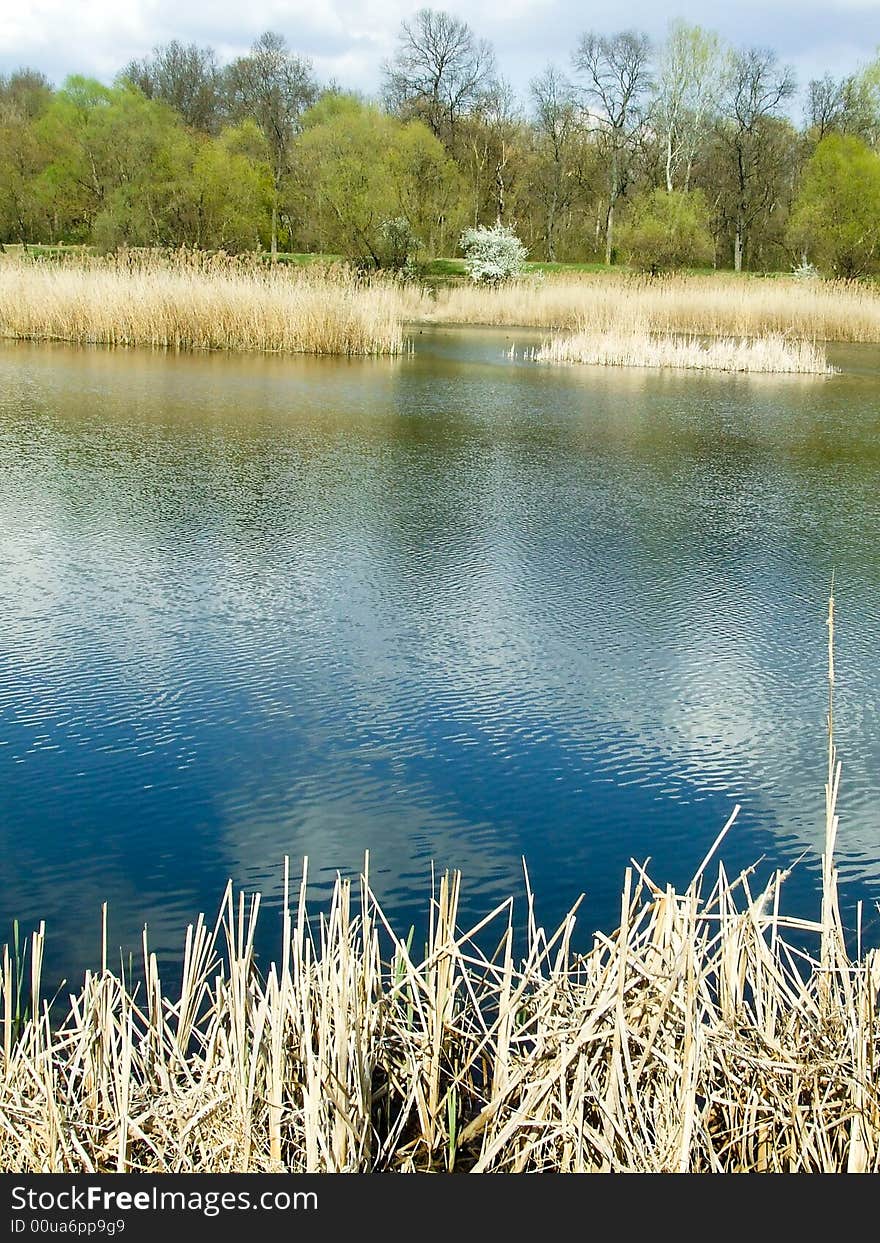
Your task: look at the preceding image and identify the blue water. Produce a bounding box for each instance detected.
[1,330,880,986]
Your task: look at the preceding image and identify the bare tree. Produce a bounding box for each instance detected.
[382,8,497,147]
[224,31,318,256]
[122,41,220,132]
[806,72,878,145]
[461,78,521,224]
[807,75,847,140]
[654,21,722,192]
[572,30,652,264]
[719,47,796,270]
[0,68,52,123]
[530,65,581,259]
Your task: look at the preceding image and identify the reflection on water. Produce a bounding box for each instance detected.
[1,330,880,984]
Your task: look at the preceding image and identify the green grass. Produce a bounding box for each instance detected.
[525,259,613,274]
[272,251,344,266]
[0,242,802,282]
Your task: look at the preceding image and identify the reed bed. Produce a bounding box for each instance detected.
[2,597,878,1174]
[413,272,880,343]
[533,328,835,375]
[0,251,405,356]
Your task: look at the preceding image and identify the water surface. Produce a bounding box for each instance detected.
[1,330,879,984]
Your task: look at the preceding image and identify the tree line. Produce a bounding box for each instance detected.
[2,13,880,275]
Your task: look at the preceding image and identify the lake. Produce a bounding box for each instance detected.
[1,328,879,986]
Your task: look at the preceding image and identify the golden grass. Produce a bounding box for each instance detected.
[533,327,835,375]
[0,251,405,356]
[412,272,880,343]
[3,596,879,1173]
[4,253,880,359]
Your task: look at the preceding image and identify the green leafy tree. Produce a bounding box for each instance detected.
[37,78,193,248]
[0,102,51,244]
[294,95,462,265]
[787,133,880,276]
[185,123,274,251]
[617,187,713,272]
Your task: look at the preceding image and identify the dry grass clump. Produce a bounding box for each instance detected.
[533,327,835,375]
[414,272,880,343]
[0,251,405,356]
[2,596,879,1173]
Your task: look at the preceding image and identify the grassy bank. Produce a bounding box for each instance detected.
[3,601,879,1174]
[0,252,405,356]
[413,272,880,342]
[534,328,835,375]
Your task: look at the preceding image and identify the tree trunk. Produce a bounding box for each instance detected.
[605,197,615,266]
[665,133,674,194]
[271,201,278,260]
[495,162,505,224]
[605,150,619,266]
[734,143,747,274]
[734,213,744,273]
[546,186,558,262]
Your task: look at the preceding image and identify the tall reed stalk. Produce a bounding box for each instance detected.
[2,599,878,1172]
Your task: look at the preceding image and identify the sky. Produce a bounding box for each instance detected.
[2,0,879,109]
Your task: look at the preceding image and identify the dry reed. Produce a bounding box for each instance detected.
[4,253,880,360]
[2,595,879,1173]
[0,251,405,356]
[533,328,835,375]
[412,272,880,343]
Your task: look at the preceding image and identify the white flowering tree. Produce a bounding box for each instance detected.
[459,223,528,284]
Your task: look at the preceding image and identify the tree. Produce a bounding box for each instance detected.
[387,111,465,255]
[458,78,522,227]
[616,187,713,272]
[0,112,49,244]
[0,69,53,244]
[185,123,273,251]
[36,77,193,248]
[572,30,653,264]
[718,47,796,271]
[654,22,721,192]
[528,65,582,259]
[459,222,527,283]
[382,8,496,149]
[224,32,317,256]
[294,95,462,266]
[787,133,880,276]
[806,70,879,146]
[0,69,53,121]
[122,41,221,132]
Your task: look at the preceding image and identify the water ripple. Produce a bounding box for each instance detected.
[1,335,879,983]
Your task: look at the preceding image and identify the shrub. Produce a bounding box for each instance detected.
[459,222,528,285]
